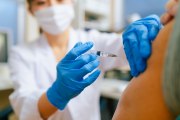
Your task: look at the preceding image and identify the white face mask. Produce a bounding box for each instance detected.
[34,5,75,35]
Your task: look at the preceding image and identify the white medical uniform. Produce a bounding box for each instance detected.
[9,29,128,120]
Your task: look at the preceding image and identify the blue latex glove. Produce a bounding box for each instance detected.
[123,15,163,77]
[47,42,101,110]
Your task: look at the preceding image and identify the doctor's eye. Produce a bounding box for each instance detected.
[33,0,47,6]
[57,0,70,3]
[57,0,64,3]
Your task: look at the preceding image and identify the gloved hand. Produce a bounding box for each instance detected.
[123,15,163,77]
[47,42,101,110]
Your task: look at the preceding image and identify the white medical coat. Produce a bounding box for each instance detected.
[9,29,128,120]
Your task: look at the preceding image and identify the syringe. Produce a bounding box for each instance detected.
[88,50,118,57]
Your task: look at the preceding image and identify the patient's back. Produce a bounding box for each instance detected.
[113,21,176,120]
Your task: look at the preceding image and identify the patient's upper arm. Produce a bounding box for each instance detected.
[113,21,175,120]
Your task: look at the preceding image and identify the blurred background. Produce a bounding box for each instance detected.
[0,0,167,120]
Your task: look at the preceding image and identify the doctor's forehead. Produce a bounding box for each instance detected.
[27,0,74,5]
[27,0,40,3]
[30,0,49,2]
[30,0,72,2]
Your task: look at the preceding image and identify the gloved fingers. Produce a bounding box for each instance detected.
[83,69,101,87]
[62,74,98,90]
[74,42,83,48]
[61,77,85,90]
[146,24,159,41]
[125,31,143,75]
[59,69,101,90]
[139,37,151,59]
[61,42,82,61]
[148,15,162,29]
[139,14,162,28]
[60,54,98,69]
[63,42,94,60]
[74,54,98,68]
[79,59,100,77]
[62,59,100,79]
[143,16,162,41]
[123,34,139,77]
[64,69,101,90]
[126,30,145,73]
[135,25,152,59]
[132,45,146,73]
[133,14,162,30]
[59,80,83,99]
[141,14,161,26]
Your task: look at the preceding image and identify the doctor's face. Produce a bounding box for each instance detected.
[28,0,73,13]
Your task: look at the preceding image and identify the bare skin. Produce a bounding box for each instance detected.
[161,0,178,25]
[112,20,176,120]
[38,93,57,119]
[113,1,179,119]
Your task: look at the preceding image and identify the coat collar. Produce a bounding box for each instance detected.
[38,28,79,56]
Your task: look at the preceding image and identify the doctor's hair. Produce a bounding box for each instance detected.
[27,0,33,10]
[26,0,43,34]
[27,0,32,5]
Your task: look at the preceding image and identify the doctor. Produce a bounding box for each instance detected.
[9,0,162,120]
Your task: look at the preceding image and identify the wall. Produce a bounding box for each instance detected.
[124,0,168,24]
[0,0,18,44]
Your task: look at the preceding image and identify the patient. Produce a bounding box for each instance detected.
[113,1,179,120]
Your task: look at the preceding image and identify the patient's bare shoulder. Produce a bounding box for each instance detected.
[113,21,175,120]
